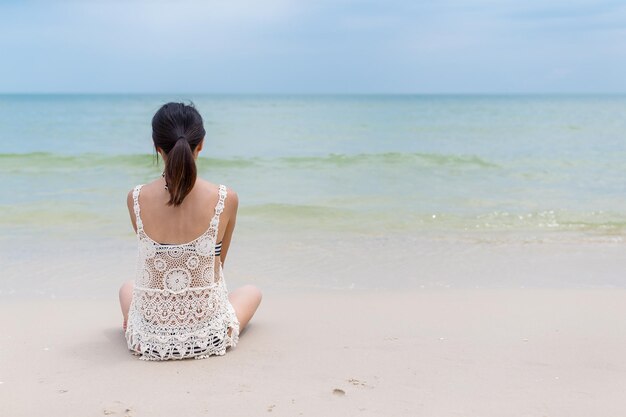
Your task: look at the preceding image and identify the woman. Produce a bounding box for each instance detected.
[118,102,262,360]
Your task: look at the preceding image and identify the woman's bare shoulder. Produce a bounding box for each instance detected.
[194,177,220,195]
[196,178,238,210]
[195,178,236,194]
[225,186,238,211]
[126,179,163,207]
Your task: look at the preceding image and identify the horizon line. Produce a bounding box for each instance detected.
[1,91,625,96]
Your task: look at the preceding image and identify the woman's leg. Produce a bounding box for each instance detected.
[119,280,134,330]
[228,284,262,332]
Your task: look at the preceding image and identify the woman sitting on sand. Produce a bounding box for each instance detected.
[118,102,262,360]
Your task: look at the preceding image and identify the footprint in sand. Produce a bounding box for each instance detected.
[347,378,367,387]
[332,388,345,396]
[103,402,133,416]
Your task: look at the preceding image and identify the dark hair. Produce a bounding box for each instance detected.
[152,102,206,206]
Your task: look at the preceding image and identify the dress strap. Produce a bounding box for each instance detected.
[210,185,227,234]
[132,184,144,232]
[215,184,227,218]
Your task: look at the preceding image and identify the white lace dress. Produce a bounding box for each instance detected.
[125,184,240,360]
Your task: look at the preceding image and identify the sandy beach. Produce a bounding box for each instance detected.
[2,228,626,416]
[2,289,626,416]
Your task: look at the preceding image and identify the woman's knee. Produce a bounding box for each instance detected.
[242,284,262,304]
[119,280,134,305]
[119,280,134,294]
[230,284,262,309]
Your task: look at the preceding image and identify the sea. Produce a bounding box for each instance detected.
[2,94,626,295]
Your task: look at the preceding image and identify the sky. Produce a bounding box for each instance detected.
[0,0,625,94]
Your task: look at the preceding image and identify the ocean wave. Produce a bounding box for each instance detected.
[0,151,499,172]
[241,204,626,234]
[280,152,499,168]
[3,199,626,237]
[0,152,257,172]
[241,203,352,219]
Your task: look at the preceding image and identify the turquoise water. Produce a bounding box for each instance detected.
[2,94,626,236]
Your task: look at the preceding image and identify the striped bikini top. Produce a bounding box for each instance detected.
[160,241,222,256]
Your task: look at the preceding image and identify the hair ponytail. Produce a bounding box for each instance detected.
[164,137,197,206]
[152,102,206,207]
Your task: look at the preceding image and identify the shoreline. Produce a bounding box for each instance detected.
[3,231,626,299]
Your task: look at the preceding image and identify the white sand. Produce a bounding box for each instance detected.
[2,289,626,416]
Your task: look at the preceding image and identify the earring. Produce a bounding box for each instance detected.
[161,172,168,190]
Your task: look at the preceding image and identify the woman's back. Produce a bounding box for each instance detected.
[125,180,240,361]
[132,179,232,245]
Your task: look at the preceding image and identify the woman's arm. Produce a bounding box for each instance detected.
[127,189,138,233]
[219,188,238,266]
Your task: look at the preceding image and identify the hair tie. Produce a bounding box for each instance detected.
[177,135,185,141]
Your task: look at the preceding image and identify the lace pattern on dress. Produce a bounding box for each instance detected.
[125,184,240,360]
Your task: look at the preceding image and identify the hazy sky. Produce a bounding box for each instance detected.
[1,0,625,93]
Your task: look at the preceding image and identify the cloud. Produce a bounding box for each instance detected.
[1,0,625,93]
